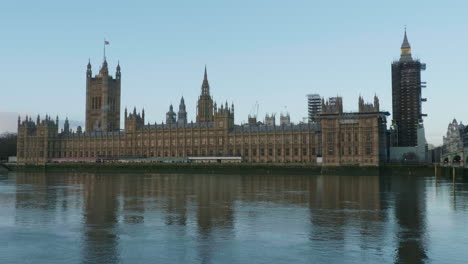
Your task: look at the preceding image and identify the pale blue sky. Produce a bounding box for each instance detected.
[1,0,467,145]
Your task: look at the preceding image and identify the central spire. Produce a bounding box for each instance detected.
[201,65,210,96]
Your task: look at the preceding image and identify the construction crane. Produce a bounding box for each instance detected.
[249,101,259,118]
[248,101,259,124]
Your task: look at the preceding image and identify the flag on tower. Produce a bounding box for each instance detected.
[105,40,110,45]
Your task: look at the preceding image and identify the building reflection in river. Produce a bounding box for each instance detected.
[9,171,434,263]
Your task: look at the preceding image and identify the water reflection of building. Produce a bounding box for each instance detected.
[10,172,434,263]
[308,175,384,244]
[380,175,428,263]
[81,173,120,264]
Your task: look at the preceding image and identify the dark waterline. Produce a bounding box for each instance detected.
[0,172,467,264]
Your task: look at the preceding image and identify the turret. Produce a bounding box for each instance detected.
[63,117,70,135]
[116,61,121,80]
[125,107,144,131]
[87,59,92,78]
[177,96,188,126]
[166,104,176,125]
[214,99,235,130]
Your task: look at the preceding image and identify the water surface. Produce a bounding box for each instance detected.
[0,171,467,263]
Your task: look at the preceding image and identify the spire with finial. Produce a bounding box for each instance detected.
[400,27,413,61]
[201,65,210,96]
[87,59,92,78]
[115,60,121,79]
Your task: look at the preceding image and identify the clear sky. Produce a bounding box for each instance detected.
[1,0,467,145]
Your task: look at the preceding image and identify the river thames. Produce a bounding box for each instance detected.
[0,171,467,263]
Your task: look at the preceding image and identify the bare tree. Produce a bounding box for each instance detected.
[0,133,17,161]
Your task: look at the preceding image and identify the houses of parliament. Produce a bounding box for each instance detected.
[17,49,396,166]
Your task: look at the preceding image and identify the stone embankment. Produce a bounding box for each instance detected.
[5,162,455,177]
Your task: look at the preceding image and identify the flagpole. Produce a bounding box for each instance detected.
[103,39,106,61]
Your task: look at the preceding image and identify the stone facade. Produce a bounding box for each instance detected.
[17,64,321,164]
[442,119,465,153]
[17,61,388,166]
[318,96,388,166]
[85,60,121,132]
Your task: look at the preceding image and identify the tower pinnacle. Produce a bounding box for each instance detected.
[201,65,210,95]
[400,28,412,61]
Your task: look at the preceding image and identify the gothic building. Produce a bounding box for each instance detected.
[391,30,427,147]
[442,119,466,153]
[17,58,388,166]
[318,96,389,166]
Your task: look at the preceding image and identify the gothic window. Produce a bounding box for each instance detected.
[365,132,373,155]
[268,149,273,156]
[327,132,335,155]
